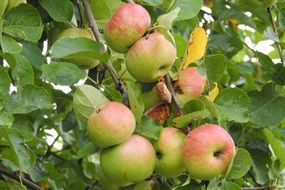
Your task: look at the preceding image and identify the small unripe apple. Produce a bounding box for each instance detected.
[182,124,235,180]
[0,0,8,16]
[176,67,207,104]
[104,3,151,53]
[126,32,176,83]
[239,0,277,9]
[152,127,185,177]
[100,135,156,186]
[56,27,99,68]
[6,0,26,12]
[87,102,136,148]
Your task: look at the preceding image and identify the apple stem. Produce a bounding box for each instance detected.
[81,0,129,104]
[164,74,183,115]
[267,7,284,65]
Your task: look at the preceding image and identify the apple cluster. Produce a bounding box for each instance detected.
[104,2,176,83]
[87,102,235,187]
[85,2,236,188]
[0,0,26,16]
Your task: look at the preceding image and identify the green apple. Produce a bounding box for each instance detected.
[176,67,207,104]
[0,0,8,16]
[142,86,161,111]
[87,102,136,148]
[100,135,156,186]
[126,32,176,83]
[239,0,277,9]
[56,27,100,68]
[182,124,235,180]
[6,0,26,12]
[152,127,185,177]
[105,3,151,53]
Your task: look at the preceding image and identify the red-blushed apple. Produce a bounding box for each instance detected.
[104,3,151,53]
[176,67,207,104]
[126,32,177,82]
[182,124,235,180]
[152,127,186,177]
[87,102,136,148]
[100,135,156,186]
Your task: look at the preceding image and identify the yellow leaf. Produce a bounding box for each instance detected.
[206,83,219,102]
[180,26,208,70]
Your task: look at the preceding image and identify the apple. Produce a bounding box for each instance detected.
[126,32,176,82]
[104,3,151,53]
[6,0,26,12]
[87,101,136,148]
[182,124,235,180]
[152,127,186,177]
[145,103,170,124]
[55,27,99,68]
[100,135,156,186]
[0,0,8,16]
[176,67,207,104]
[239,0,277,9]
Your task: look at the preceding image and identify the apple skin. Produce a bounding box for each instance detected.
[126,32,177,83]
[6,0,26,11]
[240,0,277,9]
[56,28,99,69]
[97,164,120,190]
[182,124,235,180]
[176,67,207,104]
[104,3,151,53]
[100,135,156,186]
[152,127,186,177]
[0,0,8,16]
[87,102,136,148]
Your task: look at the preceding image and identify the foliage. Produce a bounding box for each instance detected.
[0,0,284,189]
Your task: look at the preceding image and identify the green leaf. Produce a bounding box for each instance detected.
[3,4,43,42]
[204,54,226,83]
[264,128,285,169]
[50,37,108,62]
[0,65,11,101]
[73,85,109,129]
[90,0,121,20]
[21,42,47,70]
[248,83,285,127]
[227,148,251,179]
[157,7,180,29]
[143,0,164,6]
[215,88,250,123]
[39,0,73,22]
[73,142,95,159]
[0,110,13,127]
[169,0,202,21]
[135,116,163,140]
[5,84,53,114]
[42,62,87,86]
[0,128,36,173]
[6,54,34,87]
[1,35,22,53]
[125,82,144,123]
[222,181,240,190]
[249,149,270,184]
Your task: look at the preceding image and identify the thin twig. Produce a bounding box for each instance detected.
[267,7,284,64]
[81,0,129,102]
[0,168,42,190]
[242,186,275,190]
[164,74,183,115]
[73,0,83,28]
